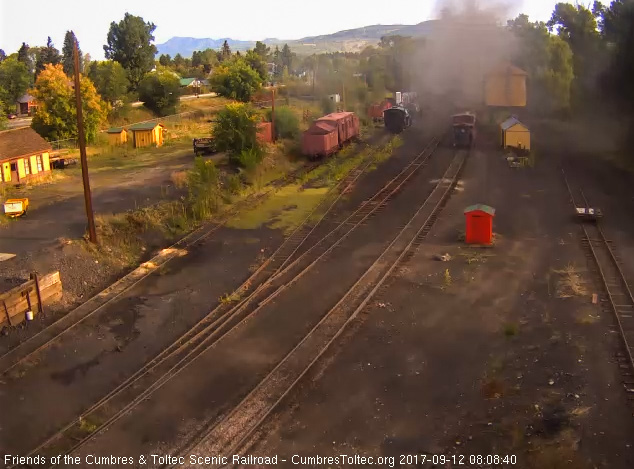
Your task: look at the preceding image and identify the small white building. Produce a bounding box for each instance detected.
[328,94,341,103]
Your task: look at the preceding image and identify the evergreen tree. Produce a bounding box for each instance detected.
[62,31,82,76]
[17,43,32,72]
[221,40,232,61]
[35,37,61,76]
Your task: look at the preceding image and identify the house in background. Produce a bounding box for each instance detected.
[129,122,165,148]
[16,94,37,116]
[179,78,204,94]
[0,127,52,185]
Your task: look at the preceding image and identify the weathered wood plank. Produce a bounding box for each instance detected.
[0,272,63,329]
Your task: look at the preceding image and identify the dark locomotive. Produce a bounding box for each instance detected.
[452,112,476,148]
[383,106,412,134]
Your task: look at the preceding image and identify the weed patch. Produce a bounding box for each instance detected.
[553,264,588,298]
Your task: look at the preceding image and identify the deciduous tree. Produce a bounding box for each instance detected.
[210,58,263,102]
[0,57,32,111]
[88,61,130,106]
[30,63,109,142]
[104,13,158,89]
[245,50,268,81]
[137,67,180,116]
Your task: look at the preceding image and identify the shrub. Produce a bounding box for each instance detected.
[321,96,335,115]
[187,157,221,220]
[213,103,261,157]
[265,106,300,140]
[234,147,262,171]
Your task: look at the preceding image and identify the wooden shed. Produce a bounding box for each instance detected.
[129,122,165,148]
[485,63,527,107]
[106,127,128,145]
[464,204,496,245]
[500,117,530,151]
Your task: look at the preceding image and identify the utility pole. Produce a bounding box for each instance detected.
[271,87,276,143]
[73,39,97,244]
[342,79,346,112]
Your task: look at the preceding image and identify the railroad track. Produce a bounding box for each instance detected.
[561,169,634,402]
[0,136,392,378]
[0,159,320,376]
[171,148,469,468]
[11,135,439,467]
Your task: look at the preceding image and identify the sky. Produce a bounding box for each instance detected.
[1,0,560,60]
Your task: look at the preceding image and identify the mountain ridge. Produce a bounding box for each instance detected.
[156,21,438,57]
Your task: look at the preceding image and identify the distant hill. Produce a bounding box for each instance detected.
[156,21,440,58]
[156,37,259,57]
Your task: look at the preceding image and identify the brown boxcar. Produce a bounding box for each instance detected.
[302,112,360,159]
[368,101,392,122]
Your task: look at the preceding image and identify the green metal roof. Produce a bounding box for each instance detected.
[179,78,196,86]
[106,127,125,133]
[128,122,163,131]
[464,204,496,216]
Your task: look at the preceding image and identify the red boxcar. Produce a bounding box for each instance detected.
[368,101,392,122]
[302,112,360,159]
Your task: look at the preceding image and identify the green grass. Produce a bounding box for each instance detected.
[227,184,329,233]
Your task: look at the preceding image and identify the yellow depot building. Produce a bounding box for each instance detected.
[129,122,165,148]
[500,117,530,151]
[0,127,52,185]
[485,63,528,108]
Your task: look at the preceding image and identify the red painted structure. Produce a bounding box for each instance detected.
[368,101,392,122]
[464,204,495,245]
[302,112,360,159]
[257,122,273,144]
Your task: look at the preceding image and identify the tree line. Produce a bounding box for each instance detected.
[1,1,633,146]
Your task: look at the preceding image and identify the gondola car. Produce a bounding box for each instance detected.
[452,112,476,148]
[302,112,360,159]
[383,106,412,134]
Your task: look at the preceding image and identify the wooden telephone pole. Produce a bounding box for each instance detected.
[271,87,276,143]
[73,40,97,244]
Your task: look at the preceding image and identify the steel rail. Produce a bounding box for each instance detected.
[561,169,634,387]
[17,135,437,466]
[176,148,469,468]
[12,141,384,466]
[0,159,323,376]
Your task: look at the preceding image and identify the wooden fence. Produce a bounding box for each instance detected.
[0,272,62,330]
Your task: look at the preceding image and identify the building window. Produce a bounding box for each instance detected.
[24,159,30,175]
[36,155,43,172]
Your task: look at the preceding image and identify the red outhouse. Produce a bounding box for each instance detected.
[464,204,496,245]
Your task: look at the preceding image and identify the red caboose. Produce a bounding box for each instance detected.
[302,112,360,159]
